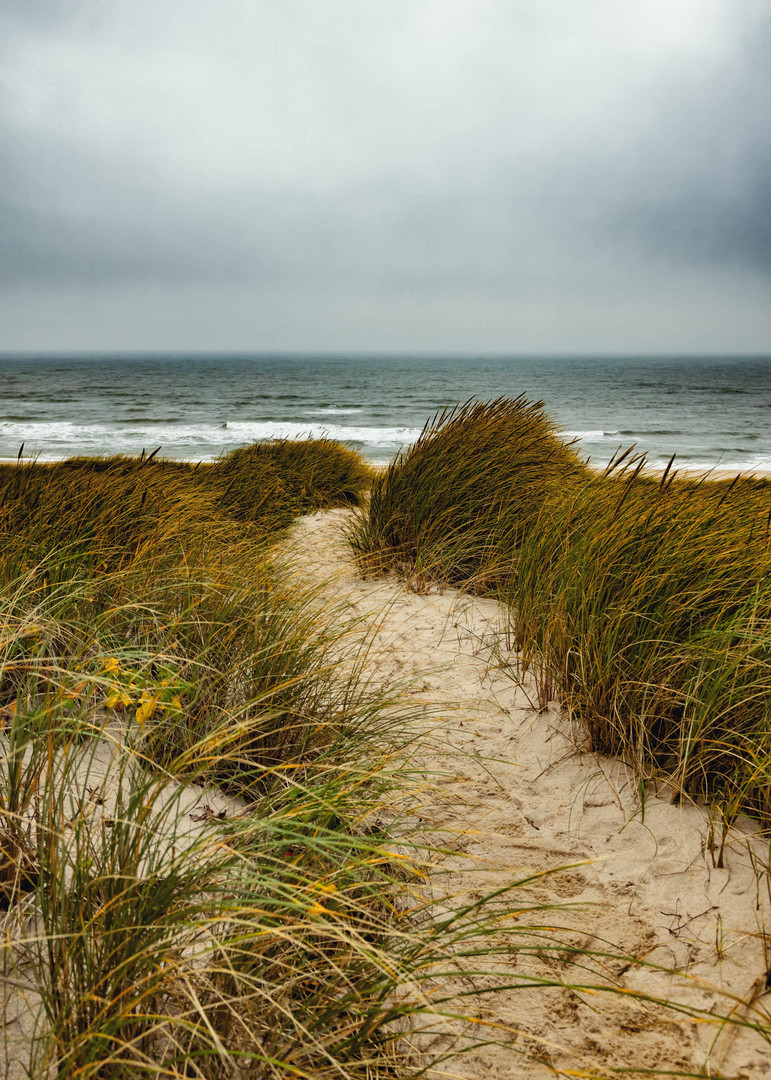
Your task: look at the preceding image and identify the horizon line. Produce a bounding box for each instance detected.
[1,349,770,361]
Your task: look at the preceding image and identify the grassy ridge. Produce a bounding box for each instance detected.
[213,438,373,526]
[352,401,771,831]
[0,437,373,578]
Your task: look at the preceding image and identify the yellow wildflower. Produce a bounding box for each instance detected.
[135,694,157,725]
[105,690,133,710]
[311,881,337,896]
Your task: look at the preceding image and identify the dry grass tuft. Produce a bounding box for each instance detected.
[349,396,588,589]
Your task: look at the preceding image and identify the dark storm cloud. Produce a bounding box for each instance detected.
[0,0,769,350]
[598,10,771,273]
[610,158,771,274]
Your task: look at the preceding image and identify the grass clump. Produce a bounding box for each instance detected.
[351,397,771,829]
[0,689,419,1078]
[0,443,439,1078]
[0,438,372,582]
[0,456,219,584]
[211,438,374,528]
[349,396,588,589]
[510,459,771,826]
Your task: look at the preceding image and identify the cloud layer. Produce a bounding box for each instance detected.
[1,0,769,351]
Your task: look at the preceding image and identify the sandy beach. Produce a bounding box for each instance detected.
[287,507,771,1078]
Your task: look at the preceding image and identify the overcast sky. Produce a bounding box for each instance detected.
[1,0,769,353]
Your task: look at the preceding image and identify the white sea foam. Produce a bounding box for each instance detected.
[0,419,422,457]
[665,455,771,474]
[561,429,614,441]
[223,421,421,446]
[1,420,220,446]
[309,406,363,416]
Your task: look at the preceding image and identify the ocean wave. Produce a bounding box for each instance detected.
[656,456,771,474]
[1,421,111,441]
[560,429,617,441]
[0,419,422,454]
[116,418,190,426]
[619,428,760,442]
[309,406,364,416]
[690,386,749,394]
[4,416,768,472]
[223,421,420,446]
[618,428,678,437]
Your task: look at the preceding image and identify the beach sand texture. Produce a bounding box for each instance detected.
[287,507,771,1079]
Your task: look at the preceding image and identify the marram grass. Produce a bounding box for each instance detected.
[0,437,373,586]
[0,441,433,1078]
[352,399,771,831]
[212,437,374,527]
[511,458,771,828]
[349,396,589,589]
[0,438,681,1080]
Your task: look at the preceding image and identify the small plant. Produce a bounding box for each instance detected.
[98,655,189,725]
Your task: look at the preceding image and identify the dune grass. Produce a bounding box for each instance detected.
[349,396,588,589]
[4,434,771,1076]
[0,437,373,578]
[211,437,374,527]
[0,660,425,1079]
[0,440,431,1077]
[351,399,771,833]
[511,458,771,829]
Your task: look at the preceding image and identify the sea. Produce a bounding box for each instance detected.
[0,353,770,472]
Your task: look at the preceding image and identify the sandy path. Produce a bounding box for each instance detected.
[287,509,771,1080]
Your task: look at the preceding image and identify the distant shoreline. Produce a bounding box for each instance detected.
[3,453,771,479]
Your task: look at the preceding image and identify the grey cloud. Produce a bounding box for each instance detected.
[593,11,771,273]
[0,0,769,350]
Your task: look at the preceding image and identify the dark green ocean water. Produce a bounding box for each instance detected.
[1,353,769,470]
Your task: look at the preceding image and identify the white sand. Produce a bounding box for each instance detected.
[287,508,771,1079]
